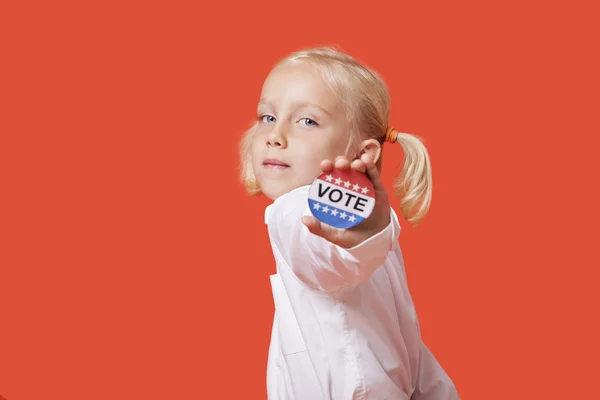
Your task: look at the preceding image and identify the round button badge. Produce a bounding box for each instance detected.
[308,168,375,229]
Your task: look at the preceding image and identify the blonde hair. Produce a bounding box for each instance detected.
[239,46,432,227]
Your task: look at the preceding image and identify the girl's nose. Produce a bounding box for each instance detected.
[267,129,287,148]
[267,138,283,147]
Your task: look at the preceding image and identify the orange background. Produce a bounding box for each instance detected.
[1,1,599,399]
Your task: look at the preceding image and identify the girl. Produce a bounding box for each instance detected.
[240,47,460,400]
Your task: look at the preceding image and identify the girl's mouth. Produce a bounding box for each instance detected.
[263,159,290,169]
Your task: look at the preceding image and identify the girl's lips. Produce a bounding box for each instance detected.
[263,159,290,168]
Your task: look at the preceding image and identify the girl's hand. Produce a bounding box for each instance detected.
[301,153,391,249]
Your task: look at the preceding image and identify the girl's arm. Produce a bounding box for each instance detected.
[266,184,400,294]
[266,154,399,294]
[411,341,460,399]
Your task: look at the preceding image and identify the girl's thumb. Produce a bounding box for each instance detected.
[302,215,334,242]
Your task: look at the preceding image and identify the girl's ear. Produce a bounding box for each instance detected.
[359,139,382,163]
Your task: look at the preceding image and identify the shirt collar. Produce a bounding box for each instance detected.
[264,204,272,224]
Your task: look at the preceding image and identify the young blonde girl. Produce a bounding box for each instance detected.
[240,47,459,400]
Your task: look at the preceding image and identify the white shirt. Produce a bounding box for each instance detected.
[265,185,459,400]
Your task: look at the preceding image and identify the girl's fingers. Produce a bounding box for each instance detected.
[334,156,350,170]
[321,153,372,179]
[361,153,384,190]
[350,158,366,173]
[320,159,334,172]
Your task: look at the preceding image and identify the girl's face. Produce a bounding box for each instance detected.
[251,62,349,200]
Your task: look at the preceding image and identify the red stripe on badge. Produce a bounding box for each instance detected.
[316,168,374,199]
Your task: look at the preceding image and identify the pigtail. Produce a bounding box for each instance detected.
[393,133,432,227]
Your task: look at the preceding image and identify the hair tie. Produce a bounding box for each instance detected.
[385,127,399,143]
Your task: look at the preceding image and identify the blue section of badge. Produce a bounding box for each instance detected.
[308,199,365,229]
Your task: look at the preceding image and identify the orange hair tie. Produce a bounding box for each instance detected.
[385,127,399,143]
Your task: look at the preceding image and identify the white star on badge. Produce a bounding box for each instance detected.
[313,203,321,210]
[322,206,330,213]
[339,212,347,219]
[349,215,356,222]
[326,174,333,182]
[353,183,360,191]
[361,187,369,194]
[331,209,338,216]
[343,180,351,188]
[335,177,343,185]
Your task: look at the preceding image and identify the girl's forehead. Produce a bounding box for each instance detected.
[264,62,322,87]
[260,62,339,107]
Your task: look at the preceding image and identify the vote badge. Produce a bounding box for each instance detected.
[308,168,375,229]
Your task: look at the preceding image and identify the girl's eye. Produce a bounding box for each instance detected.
[260,115,276,123]
[299,118,318,127]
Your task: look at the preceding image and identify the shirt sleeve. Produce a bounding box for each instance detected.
[265,185,401,294]
[411,341,460,400]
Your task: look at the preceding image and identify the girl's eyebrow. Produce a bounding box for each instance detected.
[293,101,332,116]
[258,98,332,116]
